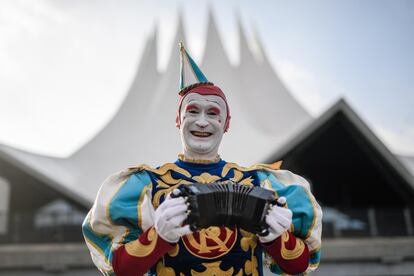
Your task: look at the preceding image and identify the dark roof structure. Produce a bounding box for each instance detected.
[264,99,414,207]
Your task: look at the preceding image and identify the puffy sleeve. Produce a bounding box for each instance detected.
[82,168,158,275]
[258,169,323,275]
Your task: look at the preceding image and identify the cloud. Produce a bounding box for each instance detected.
[272,58,414,156]
[374,126,414,156]
[0,0,73,78]
[0,0,71,38]
[272,58,347,116]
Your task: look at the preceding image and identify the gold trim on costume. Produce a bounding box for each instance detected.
[149,163,192,178]
[152,183,178,209]
[240,176,254,186]
[192,173,221,183]
[310,246,321,254]
[105,178,128,226]
[98,178,130,245]
[160,171,181,184]
[240,229,256,238]
[280,232,305,260]
[262,161,283,170]
[304,188,318,240]
[85,214,108,238]
[241,235,257,252]
[182,227,237,259]
[240,229,257,252]
[178,153,221,164]
[125,227,158,257]
[221,161,283,178]
[244,256,259,276]
[261,179,275,191]
[221,163,243,177]
[155,179,171,188]
[160,171,183,184]
[230,169,243,182]
[128,163,192,179]
[239,229,259,275]
[156,260,176,276]
[152,180,192,208]
[186,227,232,253]
[168,244,180,257]
[127,164,151,172]
[84,235,113,273]
[137,184,151,229]
[84,217,117,272]
[234,270,244,276]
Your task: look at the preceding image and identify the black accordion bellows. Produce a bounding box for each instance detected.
[174,181,277,234]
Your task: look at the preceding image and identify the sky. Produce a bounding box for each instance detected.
[0,0,413,157]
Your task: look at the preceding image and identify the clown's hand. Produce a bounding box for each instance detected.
[154,190,192,243]
[259,197,292,244]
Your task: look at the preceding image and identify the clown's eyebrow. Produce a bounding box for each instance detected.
[208,107,221,114]
[185,104,198,111]
[185,98,225,112]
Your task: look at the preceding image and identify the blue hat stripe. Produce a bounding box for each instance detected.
[179,42,210,92]
[185,50,208,83]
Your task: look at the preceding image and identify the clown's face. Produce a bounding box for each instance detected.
[179,93,227,160]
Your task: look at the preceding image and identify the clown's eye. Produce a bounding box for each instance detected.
[207,108,220,116]
[186,105,199,114]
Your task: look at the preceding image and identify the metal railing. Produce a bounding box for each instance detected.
[322,207,414,238]
[0,207,413,244]
[0,210,86,244]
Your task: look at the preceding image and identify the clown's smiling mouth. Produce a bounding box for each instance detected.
[191,131,212,137]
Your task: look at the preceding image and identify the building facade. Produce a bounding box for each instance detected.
[1,13,413,276]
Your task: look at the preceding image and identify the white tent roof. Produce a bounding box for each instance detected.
[2,14,411,204]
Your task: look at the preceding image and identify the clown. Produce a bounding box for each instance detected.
[83,43,322,276]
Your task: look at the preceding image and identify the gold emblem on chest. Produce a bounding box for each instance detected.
[182,226,237,259]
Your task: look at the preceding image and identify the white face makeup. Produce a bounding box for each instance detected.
[179,93,227,161]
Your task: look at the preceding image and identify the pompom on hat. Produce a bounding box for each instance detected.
[176,42,231,132]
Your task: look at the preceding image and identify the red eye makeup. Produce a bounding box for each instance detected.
[186,104,198,112]
[208,107,221,115]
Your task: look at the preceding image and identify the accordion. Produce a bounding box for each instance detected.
[172,181,278,235]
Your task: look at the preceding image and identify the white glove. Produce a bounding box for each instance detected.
[154,191,192,243]
[259,197,292,243]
